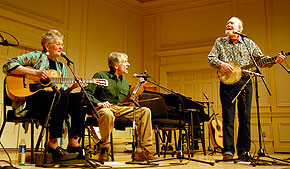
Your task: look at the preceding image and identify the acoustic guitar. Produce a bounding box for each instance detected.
[218,52,290,85]
[6,66,108,101]
[203,92,223,152]
[208,112,223,152]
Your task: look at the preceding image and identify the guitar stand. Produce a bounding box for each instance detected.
[202,94,223,157]
[208,147,222,156]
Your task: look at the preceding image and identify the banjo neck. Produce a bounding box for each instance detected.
[242,56,276,70]
[242,52,290,70]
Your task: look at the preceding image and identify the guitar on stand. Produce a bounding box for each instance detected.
[203,92,223,155]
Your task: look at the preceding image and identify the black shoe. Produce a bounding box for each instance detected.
[48,146,68,160]
[67,145,82,153]
[238,151,251,160]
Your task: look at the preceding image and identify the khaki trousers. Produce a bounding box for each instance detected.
[96,105,153,148]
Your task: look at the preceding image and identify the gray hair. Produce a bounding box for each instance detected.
[108,52,128,71]
[41,30,64,51]
[231,17,243,32]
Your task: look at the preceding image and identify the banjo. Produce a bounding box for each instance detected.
[218,52,289,85]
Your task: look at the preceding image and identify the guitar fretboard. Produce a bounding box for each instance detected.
[50,78,105,85]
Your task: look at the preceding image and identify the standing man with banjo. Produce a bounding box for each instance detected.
[208,17,286,160]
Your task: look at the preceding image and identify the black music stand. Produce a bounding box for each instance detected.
[143,75,214,166]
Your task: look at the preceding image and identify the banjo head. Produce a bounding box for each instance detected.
[218,61,242,85]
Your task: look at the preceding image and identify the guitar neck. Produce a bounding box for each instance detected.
[51,78,95,84]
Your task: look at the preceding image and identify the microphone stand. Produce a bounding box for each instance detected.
[125,82,158,166]
[145,77,214,166]
[241,36,290,165]
[222,35,290,165]
[37,86,60,167]
[54,56,103,168]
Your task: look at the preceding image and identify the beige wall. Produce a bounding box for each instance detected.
[0,0,143,148]
[142,0,290,152]
[0,0,289,152]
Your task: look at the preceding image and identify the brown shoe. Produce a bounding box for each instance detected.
[98,147,110,162]
[223,154,233,160]
[134,149,158,161]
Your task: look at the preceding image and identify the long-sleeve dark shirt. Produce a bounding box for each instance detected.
[85,71,130,105]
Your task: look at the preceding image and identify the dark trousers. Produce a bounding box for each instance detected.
[220,76,252,155]
[26,90,84,139]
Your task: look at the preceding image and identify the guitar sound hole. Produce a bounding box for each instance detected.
[40,78,51,85]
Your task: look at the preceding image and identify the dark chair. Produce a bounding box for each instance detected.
[162,93,208,156]
[84,107,132,161]
[184,108,206,155]
[139,92,191,158]
[0,78,40,164]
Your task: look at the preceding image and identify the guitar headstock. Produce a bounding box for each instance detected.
[94,79,108,87]
[281,51,290,57]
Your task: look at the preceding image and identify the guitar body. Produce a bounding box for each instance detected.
[208,115,223,152]
[6,66,61,101]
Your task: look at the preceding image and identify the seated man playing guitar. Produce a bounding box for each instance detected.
[85,52,157,162]
[3,30,85,159]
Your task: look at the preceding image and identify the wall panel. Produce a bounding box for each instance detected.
[143,15,157,78]
[85,0,127,78]
[272,0,290,107]
[0,0,66,24]
[159,2,232,50]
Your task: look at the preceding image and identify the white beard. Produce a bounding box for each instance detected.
[225,30,234,36]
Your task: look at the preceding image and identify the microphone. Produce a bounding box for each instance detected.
[0,33,17,46]
[233,30,248,38]
[61,52,74,64]
[133,73,148,78]
[0,41,17,46]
